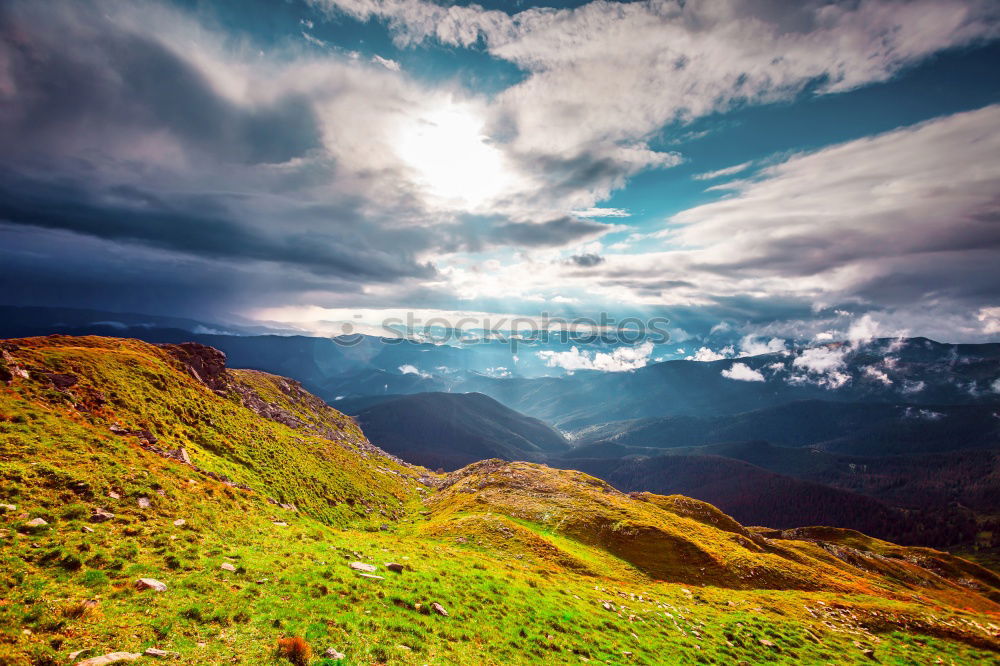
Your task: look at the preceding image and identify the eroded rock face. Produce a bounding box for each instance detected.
[158,342,229,391]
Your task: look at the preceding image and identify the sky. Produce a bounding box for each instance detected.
[1,0,999,354]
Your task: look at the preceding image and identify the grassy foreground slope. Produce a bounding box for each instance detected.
[1,337,1000,665]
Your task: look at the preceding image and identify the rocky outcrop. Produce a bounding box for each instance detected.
[157,342,229,392]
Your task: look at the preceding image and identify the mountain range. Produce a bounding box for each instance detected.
[3,335,1000,664]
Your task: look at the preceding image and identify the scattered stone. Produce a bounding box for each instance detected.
[256,578,268,585]
[81,526,95,533]
[135,578,167,592]
[431,602,449,617]
[176,447,191,465]
[0,503,16,512]
[143,648,180,659]
[272,521,288,527]
[602,602,616,612]
[358,573,384,580]
[349,562,377,573]
[220,562,237,572]
[76,652,141,666]
[90,508,115,523]
[24,517,48,527]
[861,649,877,660]
[137,497,151,509]
[108,491,121,500]
[758,639,778,650]
[68,649,92,661]
[279,503,298,512]
[385,562,404,573]
[322,648,345,660]
[173,519,186,527]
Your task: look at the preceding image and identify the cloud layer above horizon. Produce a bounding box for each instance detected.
[1,0,999,344]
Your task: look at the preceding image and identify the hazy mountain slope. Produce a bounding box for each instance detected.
[466,338,1000,428]
[3,336,1000,664]
[647,441,1000,513]
[353,392,570,470]
[570,400,1000,454]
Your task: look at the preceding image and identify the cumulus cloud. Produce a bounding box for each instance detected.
[721,362,765,382]
[537,341,654,373]
[790,345,851,388]
[738,336,787,357]
[686,346,735,362]
[398,364,431,378]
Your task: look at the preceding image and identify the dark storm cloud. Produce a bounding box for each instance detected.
[491,216,611,248]
[0,3,321,165]
[566,253,605,267]
[0,170,434,281]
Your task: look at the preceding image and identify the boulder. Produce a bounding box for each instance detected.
[173,519,186,527]
[135,578,167,592]
[90,508,115,523]
[25,517,48,527]
[220,562,237,572]
[385,562,405,573]
[76,652,141,665]
[431,602,449,617]
[323,648,346,660]
[81,526,95,533]
[108,491,121,500]
[349,562,377,573]
[0,503,16,512]
[176,448,191,465]
[137,497,151,509]
[358,573,384,580]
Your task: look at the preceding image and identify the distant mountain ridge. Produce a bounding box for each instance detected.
[353,392,569,470]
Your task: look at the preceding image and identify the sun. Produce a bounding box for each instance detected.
[396,103,510,209]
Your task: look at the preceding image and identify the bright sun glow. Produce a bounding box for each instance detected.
[396,104,509,208]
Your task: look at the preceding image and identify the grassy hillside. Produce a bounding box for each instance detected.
[2,337,1000,665]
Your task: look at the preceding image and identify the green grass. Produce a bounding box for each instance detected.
[1,336,999,665]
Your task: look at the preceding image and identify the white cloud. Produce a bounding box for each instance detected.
[979,307,1000,335]
[312,0,1000,220]
[862,365,893,386]
[721,362,765,382]
[537,341,654,373]
[686,346,735,362]
[790,345,851,389]
[738,336,786,357]
[371,54,401,71]
[398,364,431,378]
[693,161,753,181]
[571,208,631,218]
